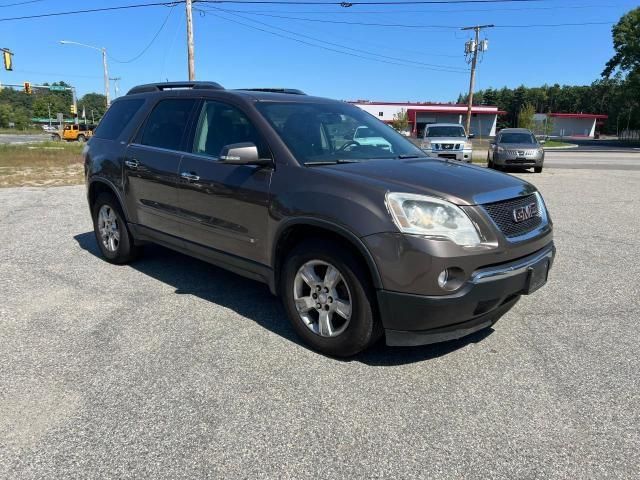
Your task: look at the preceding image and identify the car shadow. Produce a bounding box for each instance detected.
[74,232,494,367]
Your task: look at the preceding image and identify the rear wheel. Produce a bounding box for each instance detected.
[51,133,61,142]
[91,193,139,264]
[281,240,381,357]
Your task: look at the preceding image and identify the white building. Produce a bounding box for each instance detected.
[350,101,504,138]
[533,113,608,138]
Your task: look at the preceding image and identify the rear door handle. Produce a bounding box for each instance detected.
[124,159,139,169]
[181,172,200,182]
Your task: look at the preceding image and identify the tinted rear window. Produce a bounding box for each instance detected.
[139,98,197,151]
[93,99,145,140]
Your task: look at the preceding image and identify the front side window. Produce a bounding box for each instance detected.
[192,101,269,158]
[256,102,425,164]
[139,98,196,151]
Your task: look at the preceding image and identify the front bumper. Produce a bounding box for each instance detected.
[378,242,555,346]
[494,152,544,166]
[426,149,472,162]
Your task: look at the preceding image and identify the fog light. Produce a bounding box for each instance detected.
[437,267,466,291]
[437,270,449,288]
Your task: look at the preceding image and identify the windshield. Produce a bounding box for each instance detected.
[256,102,426,164]
[499,132,537,144]
[425,126,466,138]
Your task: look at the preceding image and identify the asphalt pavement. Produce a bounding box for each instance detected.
[0,133,51,145]
[1,166,639,478]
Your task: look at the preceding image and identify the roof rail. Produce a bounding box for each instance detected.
[127,81,224,95]
[239,88,306,95]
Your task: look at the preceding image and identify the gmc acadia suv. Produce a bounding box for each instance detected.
[85,82,555,357]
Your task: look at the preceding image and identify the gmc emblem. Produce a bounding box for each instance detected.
[513,202,539,223]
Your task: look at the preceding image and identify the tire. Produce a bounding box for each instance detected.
[281,239,382,357]
[77,134,86,143]
[534,166,543,173]
[91,193,140,264]
[487,154,494,169]
[51,134,61,142]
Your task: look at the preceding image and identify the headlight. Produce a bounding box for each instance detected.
[385,193,482,247]
[422,140,431,149]
[497,146,505,153]
[464,141,473,149]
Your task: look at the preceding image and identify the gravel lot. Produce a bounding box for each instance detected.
[1,168,638,479]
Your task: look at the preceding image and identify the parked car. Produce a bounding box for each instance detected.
[54,123,95,142]
[84,82,555,357]
[352,125,392,150]
[41,124,58,133]
[488,128,545,173]
[420,123,473,162]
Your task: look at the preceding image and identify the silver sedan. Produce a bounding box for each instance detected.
[488,128,545,173]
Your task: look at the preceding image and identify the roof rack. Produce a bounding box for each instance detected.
[127,81,224,95]
[239,88,306,95]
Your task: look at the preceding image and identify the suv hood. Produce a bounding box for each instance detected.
[321,157,536,206]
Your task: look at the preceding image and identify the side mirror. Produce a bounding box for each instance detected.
[468,133,475,139]
[220,142,271,166]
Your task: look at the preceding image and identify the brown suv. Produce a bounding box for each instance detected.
[84,82,555,357]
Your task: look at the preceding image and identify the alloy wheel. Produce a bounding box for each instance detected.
[293,260,352,337]
[97,205,120,252]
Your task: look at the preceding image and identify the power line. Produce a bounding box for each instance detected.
[0,0,46,7]
[0,1,182,22]
[109,2,177,63]
[197,1,544,4]
[203,2,630,15]
[201,7,617,29]
[199,9,469,73]
[203,6,468,70]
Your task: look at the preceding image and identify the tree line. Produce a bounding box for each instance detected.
[0,81,107,129]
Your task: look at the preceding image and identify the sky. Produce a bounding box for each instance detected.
[0,0,637,103]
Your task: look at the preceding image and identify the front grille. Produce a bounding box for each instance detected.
[506,149,534,157]
[481,194,543,238]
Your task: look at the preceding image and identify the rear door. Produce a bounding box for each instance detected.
[175,99,273,265]
[123,97,197,238]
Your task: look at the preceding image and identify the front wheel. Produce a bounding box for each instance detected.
[77,134,86,143]
[281,240,381,357]
[91,193,140,264]
[534,166,543,173]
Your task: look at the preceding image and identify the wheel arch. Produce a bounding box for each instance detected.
[272,218,383,295]
[87,178,130,221]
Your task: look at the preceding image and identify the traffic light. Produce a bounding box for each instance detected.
[23,82,32,94]
[70,104,77,115]
[2,49,12,71]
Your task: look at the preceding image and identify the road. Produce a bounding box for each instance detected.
[1,168,639,478]
[543,138,640,170]
[0,133,51,145]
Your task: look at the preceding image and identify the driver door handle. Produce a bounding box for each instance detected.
[181,172,200,182]
[124,159,139,169]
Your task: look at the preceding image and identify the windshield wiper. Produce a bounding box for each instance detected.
[305,159,362,166]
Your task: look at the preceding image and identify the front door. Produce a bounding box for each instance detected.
[176,100,273,265]
[123,98,197,239]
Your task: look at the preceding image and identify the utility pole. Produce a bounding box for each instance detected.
[110,77,121,99]
[186,0,195,80]
[102,47,110,107]
[462,25,493,136]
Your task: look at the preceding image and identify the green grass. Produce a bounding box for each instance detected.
[0,142,84,187]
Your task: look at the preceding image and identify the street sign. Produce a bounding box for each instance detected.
[49,85,66,91]
[56,113,64,124]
